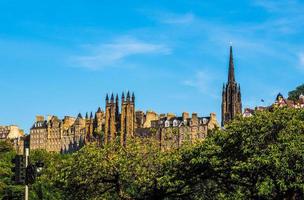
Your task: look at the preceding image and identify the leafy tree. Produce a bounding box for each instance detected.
[28,149,69,200]
[288,84,304,101]
[0,141,23,199]
[172,108,304,199]
[54,137,186,200]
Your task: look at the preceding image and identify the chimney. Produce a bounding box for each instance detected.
[167,113,176,120]
[36,115,44,122]
[182,112,189,120]
[191,113,198,126]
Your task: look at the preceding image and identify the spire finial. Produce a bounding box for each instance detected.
[228,46,235,83]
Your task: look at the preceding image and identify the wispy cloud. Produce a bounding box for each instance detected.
[298,53,304,69]
[182,70,221,99]
[254,0,303,13]
[253,0,304,34]
[161,13,195,25]
[71,36,171,70]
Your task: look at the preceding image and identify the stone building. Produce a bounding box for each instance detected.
[0,125,24,141]
[0,125,25,154]
[30,112,97,153]
[222,46,242,126]
[29,89,220,153]
[146,112,218,150]
[243,93,304,117]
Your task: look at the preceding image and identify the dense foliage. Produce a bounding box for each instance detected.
[1,108,304,199]
[288,84,304,101]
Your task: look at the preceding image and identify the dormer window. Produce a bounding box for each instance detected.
[165,120,170,127]
[173,120,178,127]
[184,120,187,126]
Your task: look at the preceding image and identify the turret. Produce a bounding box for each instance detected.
[106,94,109,103]
[122,92,125,102]
[97,107,102,113]
[116,94,119,103]
[132,92,135,102]
[111,93,114,103]
[126,91,130,102]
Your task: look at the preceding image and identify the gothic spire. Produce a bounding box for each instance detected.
[97,107,102,113]
[110,93,114,102]
[132,92,135,102]
[106,94,109,102]
[90,112,93,119]
[85,112,88,119]
[77,113,83,119]
[122,92,125,101]
[228,46,235,83]
[127,91,130,101]
[116,94,119,102]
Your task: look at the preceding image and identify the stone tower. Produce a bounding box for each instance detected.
[94,107,103,134]
[85,112,94,136]
[104,93,118,144]
[120,91,136,146]
[222,46,242,126]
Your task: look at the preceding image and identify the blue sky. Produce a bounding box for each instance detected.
[1,0,304,133]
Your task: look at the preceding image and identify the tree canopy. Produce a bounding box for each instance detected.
[1,107,304,199]
[288,84,304,101]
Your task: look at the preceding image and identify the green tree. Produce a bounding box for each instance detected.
[28,149,68,200]
[172,108,304,199]
[55,138,185,200]
[0,141,23,199]
[288,84,304,101]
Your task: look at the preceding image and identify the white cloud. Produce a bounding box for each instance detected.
[299,53,304,68]
[72,36,171,70]
[161,13,195,25]
[253,0,303,13]
[182,70,221,99]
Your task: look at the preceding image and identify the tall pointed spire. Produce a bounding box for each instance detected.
[222,46,242,127]
[228,46,235,83]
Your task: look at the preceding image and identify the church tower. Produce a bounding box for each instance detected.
[120,91,136,146]
[104,93,118,144]
[94,107,103,134]
[222,46,242,126]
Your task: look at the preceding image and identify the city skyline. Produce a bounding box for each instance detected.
[1,0,304,133]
